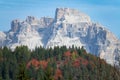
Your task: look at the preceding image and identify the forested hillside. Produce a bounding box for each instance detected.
[0,46,120,80]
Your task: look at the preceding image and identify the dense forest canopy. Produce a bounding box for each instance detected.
[0,46,120,80]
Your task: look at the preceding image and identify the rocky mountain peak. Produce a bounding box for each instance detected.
[26,16,38,25]
[11,19,21,32]
[55,8,91,23]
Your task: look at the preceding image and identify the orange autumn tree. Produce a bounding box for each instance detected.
[54,68,63,80]
[39,60,48,69]
[27,59,40,69]
[64,51,71,57]
[72,59,80,67]
[27,59,48,70]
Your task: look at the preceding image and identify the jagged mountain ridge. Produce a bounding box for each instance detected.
[0,8,120,66]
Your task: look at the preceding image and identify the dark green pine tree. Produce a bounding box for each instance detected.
[2,47,11,80]
[17,63,29,80]
[36,67,46,80]
[0,49,3,79]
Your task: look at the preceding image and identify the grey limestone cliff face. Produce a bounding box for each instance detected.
[48,8,120,66]
[11,19,21,32]
[39,17,54,27]
[0,31,6,46]
[4,16,54,50]
[0,8,120,67]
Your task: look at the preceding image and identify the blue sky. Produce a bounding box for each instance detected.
[0,0,120,37]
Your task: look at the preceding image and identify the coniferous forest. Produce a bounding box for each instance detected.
[0,46,120,80]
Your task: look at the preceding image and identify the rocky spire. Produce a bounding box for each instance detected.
[11,19,20,32]
[26,16,38,25]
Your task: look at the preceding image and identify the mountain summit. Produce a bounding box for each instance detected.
[0,8,120,67]
[55,8,91,23]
